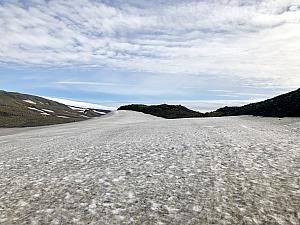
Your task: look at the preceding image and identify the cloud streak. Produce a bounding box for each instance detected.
[0,0,300,88]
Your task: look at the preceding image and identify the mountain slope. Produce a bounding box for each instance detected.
[210,88,300,117]
[0,90,110,127]
[118,104,204,119]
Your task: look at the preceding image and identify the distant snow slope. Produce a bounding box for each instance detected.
[44,97,116,111]
[103,110,164,124]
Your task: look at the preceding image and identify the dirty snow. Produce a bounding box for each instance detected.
[0,111,299,225]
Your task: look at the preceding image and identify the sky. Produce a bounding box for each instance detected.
[0,0,300,111]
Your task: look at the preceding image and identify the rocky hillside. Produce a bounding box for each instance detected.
[0,90,110,127]
[208,88,300,117]
[118,104,204,119]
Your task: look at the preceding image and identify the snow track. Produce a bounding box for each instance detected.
[0,111,299,224]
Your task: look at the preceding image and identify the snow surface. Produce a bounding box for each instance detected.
[0,111,299,225]
[44,97,116,111]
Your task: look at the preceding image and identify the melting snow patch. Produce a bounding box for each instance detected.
[28,107,44,113]
[40,112,50,116]
[57,115,70,119]
[23,99,36,104]
[42,109,54,113]
[69,106,85,112]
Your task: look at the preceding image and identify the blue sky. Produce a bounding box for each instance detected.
[1,0,300,111]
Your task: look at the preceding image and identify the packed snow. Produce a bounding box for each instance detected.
[0,111,299,225]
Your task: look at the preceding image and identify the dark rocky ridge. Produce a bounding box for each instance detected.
[118,104,204,119]
[0,90,110,127]
[208,88,300,117]
[119,88,300,119]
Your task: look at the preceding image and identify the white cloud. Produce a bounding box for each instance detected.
[56,81,121,86]
[0,0,300,87]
